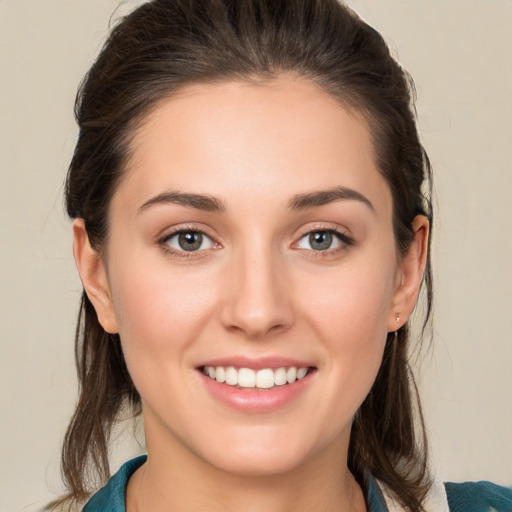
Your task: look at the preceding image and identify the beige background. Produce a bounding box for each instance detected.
[0,0,511,510]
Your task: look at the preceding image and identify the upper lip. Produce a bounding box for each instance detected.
[196,356,316,371]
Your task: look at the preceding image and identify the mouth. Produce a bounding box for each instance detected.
[197,359,317,412]
[200,365,315,390]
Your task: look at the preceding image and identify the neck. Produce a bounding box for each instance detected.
[126,419,366,512]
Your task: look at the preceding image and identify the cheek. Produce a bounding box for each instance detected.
[294,251,396,403]
[107,258,225,422]
[297,253,396,342]
[107,254,219,362]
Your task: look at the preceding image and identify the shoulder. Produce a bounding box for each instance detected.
[83,455,147,512]
[371,474,511,512]
[445,480,512,512]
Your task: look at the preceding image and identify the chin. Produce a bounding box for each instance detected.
[208,450,309,478]
[196,425,333,478]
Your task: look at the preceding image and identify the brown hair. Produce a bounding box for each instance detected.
[49,0,433,509]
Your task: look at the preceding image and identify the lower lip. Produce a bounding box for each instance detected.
[199,370,316,413]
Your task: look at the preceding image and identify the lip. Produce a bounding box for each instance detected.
[196,357,317,413]
[196,355,315,371]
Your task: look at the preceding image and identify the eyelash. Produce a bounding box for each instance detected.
[294,226,355,257]
[158,225,354,259]
[159,226,218,259]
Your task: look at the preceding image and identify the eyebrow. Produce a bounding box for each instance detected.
[288,186,375,213]
[138,191,226,213]
[138,186,374,215]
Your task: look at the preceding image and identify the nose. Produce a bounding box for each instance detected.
[219,245,294,340]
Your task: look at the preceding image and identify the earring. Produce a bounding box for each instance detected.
[395,314,401,336]
[394,315,401,342]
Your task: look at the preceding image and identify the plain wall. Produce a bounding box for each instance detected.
[0,1,510,510]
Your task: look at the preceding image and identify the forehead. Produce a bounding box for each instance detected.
[117,76,391,216]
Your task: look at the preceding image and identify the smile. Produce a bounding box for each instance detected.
[201,366,311,389]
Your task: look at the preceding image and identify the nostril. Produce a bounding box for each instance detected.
[223,319,290,340]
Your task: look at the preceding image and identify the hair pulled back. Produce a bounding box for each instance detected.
[53,1,433,510]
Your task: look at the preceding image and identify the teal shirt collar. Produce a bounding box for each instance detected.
[84,455,147,512]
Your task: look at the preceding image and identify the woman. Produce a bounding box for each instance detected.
[48,0,511,511]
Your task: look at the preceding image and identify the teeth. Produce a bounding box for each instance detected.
[256,368,274,389]
[238,368,256,387]
[203,365,310,389]
[297,367,308,380]
[215,366,226,383]
[274,367,287,386]
[286,367,297,383]
[225,366,238,385]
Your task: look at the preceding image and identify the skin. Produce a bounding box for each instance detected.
[73,76,429,512]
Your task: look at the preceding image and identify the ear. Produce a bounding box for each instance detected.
[73,219,119,334]
[387,215,430,332]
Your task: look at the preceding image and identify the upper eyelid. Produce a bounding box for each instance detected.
[295,223,352,239]
[293,225,355,249]
[159,224,217,242]
[162,229,212,243]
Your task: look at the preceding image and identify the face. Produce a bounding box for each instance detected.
[78,77,423,477]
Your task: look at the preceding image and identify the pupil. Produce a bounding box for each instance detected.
[178,232,202,251]
[310,231,332,250]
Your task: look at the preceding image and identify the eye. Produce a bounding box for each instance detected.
[163,230,215,252]
[296,230,348,251]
